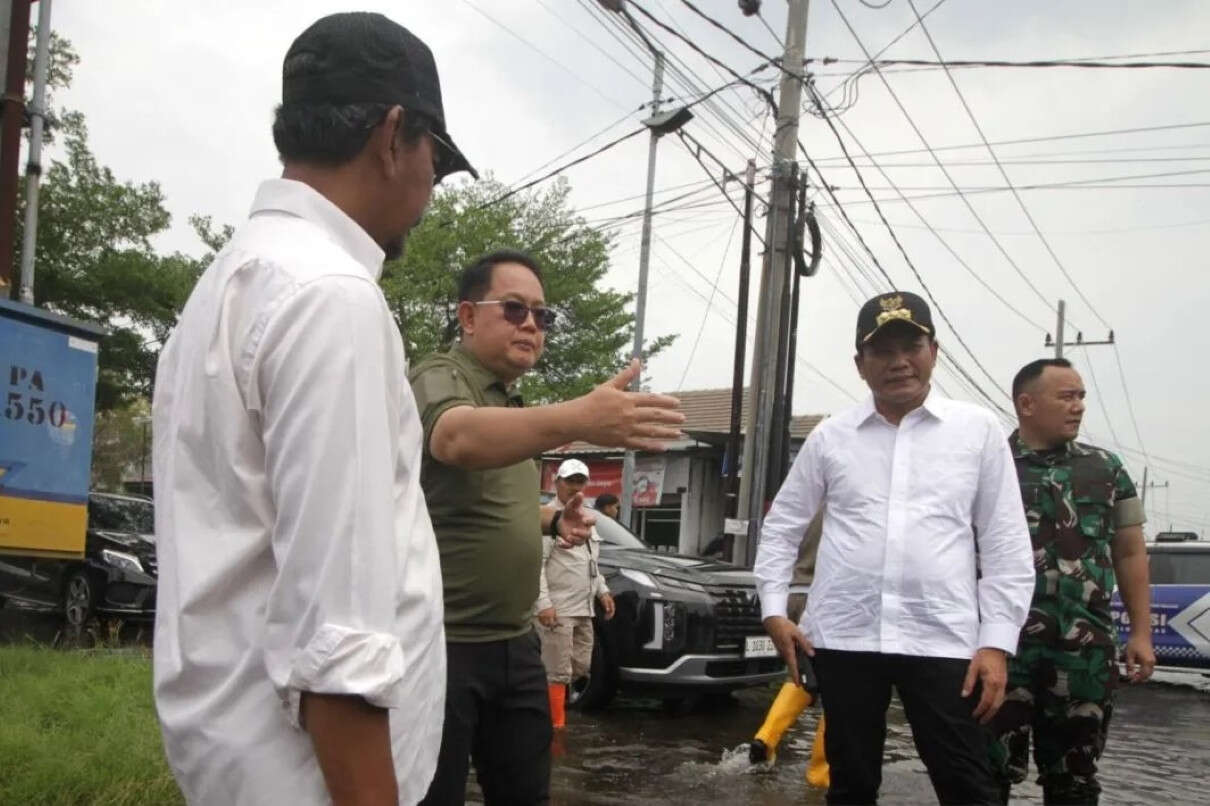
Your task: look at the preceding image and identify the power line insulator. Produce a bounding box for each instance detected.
[739,0,762,16]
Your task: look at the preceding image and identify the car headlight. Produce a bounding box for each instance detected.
[101,549,143,574]
[619,568,658,589]
[655,575,707,594]
[618,568,708,594]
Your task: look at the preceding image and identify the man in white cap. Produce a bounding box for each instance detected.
[534,459,615,729]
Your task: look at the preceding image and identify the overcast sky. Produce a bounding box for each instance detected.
[48,0,1210,533]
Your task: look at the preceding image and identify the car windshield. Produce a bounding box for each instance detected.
[1149,549,1210,585]
[590,509,647,550]
[89,495,153,534]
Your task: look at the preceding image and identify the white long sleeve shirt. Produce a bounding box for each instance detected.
[755,392,1034,659]
[152,179,445,805]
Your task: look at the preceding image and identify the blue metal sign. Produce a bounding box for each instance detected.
[1112,586,1210,669]
[0,300,103,556]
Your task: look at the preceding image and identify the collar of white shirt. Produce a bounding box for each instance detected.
[855,387,950,427]
[249,178,386,280]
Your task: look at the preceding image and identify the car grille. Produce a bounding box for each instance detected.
[709,587,764,652]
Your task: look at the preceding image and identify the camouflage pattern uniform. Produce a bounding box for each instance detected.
[988,432,1141,805]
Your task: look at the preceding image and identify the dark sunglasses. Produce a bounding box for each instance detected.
[475,299,557,331]
[428,128,458,184]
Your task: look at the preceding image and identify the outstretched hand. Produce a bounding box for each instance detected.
[574,360,685,452]
[556,493,595,548]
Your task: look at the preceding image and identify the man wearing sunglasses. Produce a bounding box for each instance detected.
[410,249,685,804]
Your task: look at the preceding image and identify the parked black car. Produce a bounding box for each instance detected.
[569,508,794,710]
[0,492,157,626]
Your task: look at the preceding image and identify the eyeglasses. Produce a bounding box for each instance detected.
[429,129,457,183]
[475,299,557,331]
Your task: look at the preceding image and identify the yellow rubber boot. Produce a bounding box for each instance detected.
[805,713,830,789]
[752,681,812,761]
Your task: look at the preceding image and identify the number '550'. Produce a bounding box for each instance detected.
[5,393,68,426]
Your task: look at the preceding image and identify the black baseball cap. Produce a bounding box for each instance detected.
[855,291,935,350]
[283,12,478,181]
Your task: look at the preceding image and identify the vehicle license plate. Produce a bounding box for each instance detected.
[744,635,778,658]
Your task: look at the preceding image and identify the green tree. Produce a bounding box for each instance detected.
[90,398,151,492]
[383,176,673,404]
[13,33,210,412]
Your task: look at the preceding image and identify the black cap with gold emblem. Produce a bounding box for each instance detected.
[855,291,934,350]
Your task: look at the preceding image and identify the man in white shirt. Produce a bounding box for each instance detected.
[151,13,479,805]
[755,292,1035,805]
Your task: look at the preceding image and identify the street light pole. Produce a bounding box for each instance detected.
[599,1,666,530]
[596,3,692,529]
[619,48,664,529]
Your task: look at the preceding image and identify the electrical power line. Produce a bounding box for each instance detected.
[625,0,779,113]
[815,201,1019,422]
[802,88,1017,406]
[803,91,1049,332]
[462,0,631,111]
[533,0,652,91]
[905,0,1157,470]
[757,10,784,49]
[469,126,646,214]
[606,1,774,159]
[579,0,763,163]
[809,121,1210,164]
[505,108,638,190]
[829,0,1069,323]
[815,56,1210,70]
[906,0,1111,331]
[677,218,739,390]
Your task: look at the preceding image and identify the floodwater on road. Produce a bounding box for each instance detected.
[501,672,1210,806]
[6,608,1208,805]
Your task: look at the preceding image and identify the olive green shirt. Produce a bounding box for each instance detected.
[409,343,541,642]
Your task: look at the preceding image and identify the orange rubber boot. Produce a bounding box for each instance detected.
[548,683,567,729]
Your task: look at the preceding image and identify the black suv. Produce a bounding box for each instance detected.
[0,492,157,626]
[570,509,792,710]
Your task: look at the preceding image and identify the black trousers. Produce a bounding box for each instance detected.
[420,630,552,806]
[813,649,1000,806]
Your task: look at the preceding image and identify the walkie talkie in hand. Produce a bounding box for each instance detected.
[795,644,820,694]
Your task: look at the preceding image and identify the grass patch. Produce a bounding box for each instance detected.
[0,645,183,805]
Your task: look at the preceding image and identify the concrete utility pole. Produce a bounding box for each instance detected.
[1053,299,1065,359]
[17,0,49,305]
[1140,467,1169,515]
[0,0,31,297]
[735,0,810,566]
[1046,298,1114,357]
[724,160,757,521]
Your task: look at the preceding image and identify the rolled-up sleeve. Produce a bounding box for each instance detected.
[756,430,826,621]
[248,274,407,728]
[971,419,1035,655]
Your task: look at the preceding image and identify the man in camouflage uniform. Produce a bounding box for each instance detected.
[990,358,1155,805]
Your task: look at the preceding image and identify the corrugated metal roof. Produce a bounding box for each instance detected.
[546,388,826,455]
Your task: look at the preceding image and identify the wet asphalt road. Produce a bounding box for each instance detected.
[521,672,1210,806]
[6,609,1209,805]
